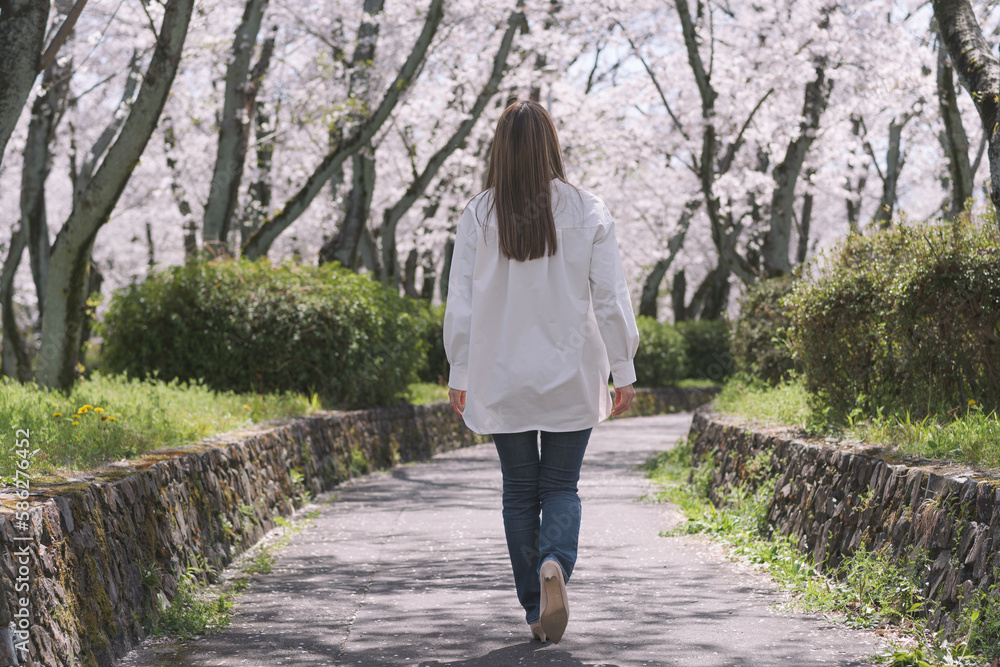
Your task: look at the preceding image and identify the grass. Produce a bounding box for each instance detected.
[152,555,234,639]
[0,372,323,477]
[713,376,825,431]
[641,438,999,665]
[151,506,322,639]
[714,376,1000,470]
[0,371,460,479]
[403,381,450,405]
[0,363,711,479]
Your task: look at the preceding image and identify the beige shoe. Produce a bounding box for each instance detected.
[538,560,569,643]
[529,621,547,642]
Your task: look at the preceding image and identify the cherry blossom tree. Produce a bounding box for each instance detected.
[34,0,195,389]
[2,0,998,389]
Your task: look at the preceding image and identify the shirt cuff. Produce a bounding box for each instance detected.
[448,364,469,391]
[610,361,636,387]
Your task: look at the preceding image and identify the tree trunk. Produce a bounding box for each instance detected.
[3,56,72,382]
[692,262,730,321]
[145,222,155,267]
[936,31,973,219]
[439,236,454,302]
[356,224,382,278]
[243,93,278,249]
[22,60,71,322]
[932,0,1000,227]
[0,0,50,169]
[845,115,868,234]
[163,115,199,261]
[671,270,688,322]
[763,66,832,278]
[202,0,271,257]
[637,198,700,318]
[419,250,435,299]
[78,256,102,361]
[639,258,670,319]
[36,0,195,390]
[241,0,445,260]
[402,248,420,299]
[319,152,376,268]
[796,183,814,265]
[873,117,909,229]
[1,227,31,381]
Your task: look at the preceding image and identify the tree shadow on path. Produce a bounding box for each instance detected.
[351,640,621,666]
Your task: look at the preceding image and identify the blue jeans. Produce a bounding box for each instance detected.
[491,427,592,624]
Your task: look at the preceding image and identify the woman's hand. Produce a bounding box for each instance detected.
[611,384,635,417]
[449,388,466,417]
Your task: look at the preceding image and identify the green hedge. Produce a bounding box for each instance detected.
[417,303,449,385]
[732,276,800,386]
[628,316,733,387]
[677,319,733,383]
[786,217,1000,418]
[634,315,688,386]
[99,259,430,409]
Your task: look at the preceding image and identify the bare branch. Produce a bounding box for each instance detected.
[75,51,141,197]
[241,0,446,260]
[616,21,689,141]
[585,41,603,94]
[378,8,524,285]
[675,0,717,115]
[39,0,89,71]
[971,130,988,178]
[719,87,773,175]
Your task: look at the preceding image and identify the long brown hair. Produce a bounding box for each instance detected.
[482,100,569,262]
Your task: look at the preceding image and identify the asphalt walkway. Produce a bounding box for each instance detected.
[119,413,884,666]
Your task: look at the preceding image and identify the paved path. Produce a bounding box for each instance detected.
[119,413,884,667]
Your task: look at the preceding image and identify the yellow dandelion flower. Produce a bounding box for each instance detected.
[94,407,104,414]
[71,421,80,426]
[243,404,252,410]
[969,399,977,406]
[104,416,117,422]
[52,413,62,418]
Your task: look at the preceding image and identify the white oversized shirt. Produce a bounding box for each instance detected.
[443,179,640,435]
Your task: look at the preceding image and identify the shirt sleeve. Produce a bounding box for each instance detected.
[442,202,478,391]
[589,202,640,387]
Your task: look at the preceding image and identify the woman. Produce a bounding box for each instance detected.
[443,99,639,644]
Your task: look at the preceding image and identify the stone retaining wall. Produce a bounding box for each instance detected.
[688,409,1000,635]
[0,403,489,667]
[0,387,717,667]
